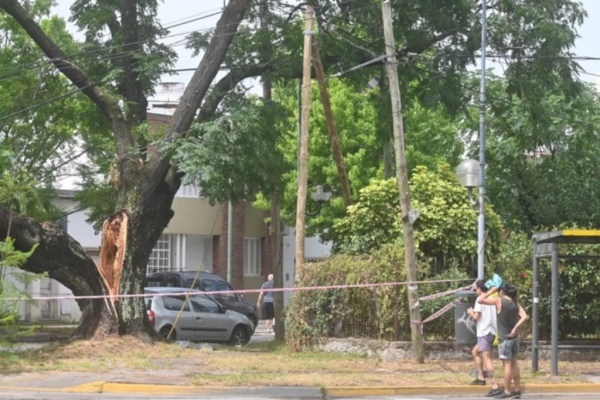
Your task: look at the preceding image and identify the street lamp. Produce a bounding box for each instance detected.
[456,157,485,281]
[456,0,487,282]
[306,185,332,217]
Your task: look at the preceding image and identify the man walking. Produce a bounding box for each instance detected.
[478,283,528,399]
[257,274,274,334]
[467,280,501,397]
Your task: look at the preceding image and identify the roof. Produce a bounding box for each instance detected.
[533,229,600,244]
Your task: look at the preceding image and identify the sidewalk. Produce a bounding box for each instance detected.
[0,370,598,398]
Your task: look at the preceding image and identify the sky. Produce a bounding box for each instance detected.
[574,0,600,85]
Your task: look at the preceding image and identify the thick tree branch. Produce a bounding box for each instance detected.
[120,0,147,126]
[0,205,110,338]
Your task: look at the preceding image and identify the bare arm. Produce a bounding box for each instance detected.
[477,292,500,307]
[507,303,528,338]
[257,288,264,307]
[467,307,480,321]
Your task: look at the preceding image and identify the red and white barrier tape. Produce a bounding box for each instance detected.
[2,278,472,302]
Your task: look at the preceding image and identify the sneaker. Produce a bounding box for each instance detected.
[485,388,503,397]
[512,391,521,399]
[470,378,486,385]
[495,392,513,399]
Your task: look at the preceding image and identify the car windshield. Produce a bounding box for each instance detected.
[203,279,237,301]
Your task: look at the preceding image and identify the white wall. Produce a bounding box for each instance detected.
[178,234,213,272]
[68,210,101,248]
[282,228,332,304]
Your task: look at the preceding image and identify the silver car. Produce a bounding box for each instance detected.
[144,287,253,346]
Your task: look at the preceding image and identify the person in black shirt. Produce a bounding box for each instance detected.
[477,283,528,399]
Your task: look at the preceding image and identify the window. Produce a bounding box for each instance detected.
[148,234,171,273]
[162,296,190,312]
[243,237,261,276]
[176,184,201,198]
[191,296,220,313]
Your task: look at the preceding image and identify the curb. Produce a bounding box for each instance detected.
[325,383,600,397]
[1,382,598,397]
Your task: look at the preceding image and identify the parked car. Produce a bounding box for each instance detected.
[144,287,253,346]
[144,271,258,331]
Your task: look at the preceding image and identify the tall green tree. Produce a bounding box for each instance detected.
[479,76,600,231]
[0,0,252,340]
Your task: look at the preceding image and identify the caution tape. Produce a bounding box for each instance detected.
[2,278,472,302]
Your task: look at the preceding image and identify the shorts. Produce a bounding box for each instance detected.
[262,302,274,320]
[477,332,496,353]
[498,338,520,360]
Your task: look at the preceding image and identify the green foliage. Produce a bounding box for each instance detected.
[331,163,503,274]
[332,178,401,255]
[0,238,37,269]
[0,237,39,344]
[170,96,290,205]
[285,244,419,349]
[0,2,106,188]
[482,76,600,232]
[410,164,503,265]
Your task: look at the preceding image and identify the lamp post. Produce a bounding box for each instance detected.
[456,1,487,281]
[457,158,485,281]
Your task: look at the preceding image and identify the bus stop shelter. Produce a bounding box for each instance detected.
[532,229,600,375]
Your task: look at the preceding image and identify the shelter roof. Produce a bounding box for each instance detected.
[534,229,600,244]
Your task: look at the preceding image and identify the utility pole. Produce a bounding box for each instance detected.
[311,35,352,209]
[381,0,424,363]
[295,5,313,280]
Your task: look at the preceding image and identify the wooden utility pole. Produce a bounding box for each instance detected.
[381,0,424,363]
[312,36,352,209]
[295,5,313,279]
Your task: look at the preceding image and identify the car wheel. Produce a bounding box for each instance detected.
[159,326,177,341]
[229,325,249,347]
[248,315,258,333]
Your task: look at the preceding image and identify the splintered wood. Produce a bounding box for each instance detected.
[98,210,128,305]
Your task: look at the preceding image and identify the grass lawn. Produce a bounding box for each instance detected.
[0,335,597,388]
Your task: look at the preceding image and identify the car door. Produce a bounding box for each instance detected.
[161,295,199,341]
[189,295,232,343]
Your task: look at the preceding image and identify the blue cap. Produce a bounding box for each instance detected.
[485,273,502,289]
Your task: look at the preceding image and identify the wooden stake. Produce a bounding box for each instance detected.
[312,35,352,209]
